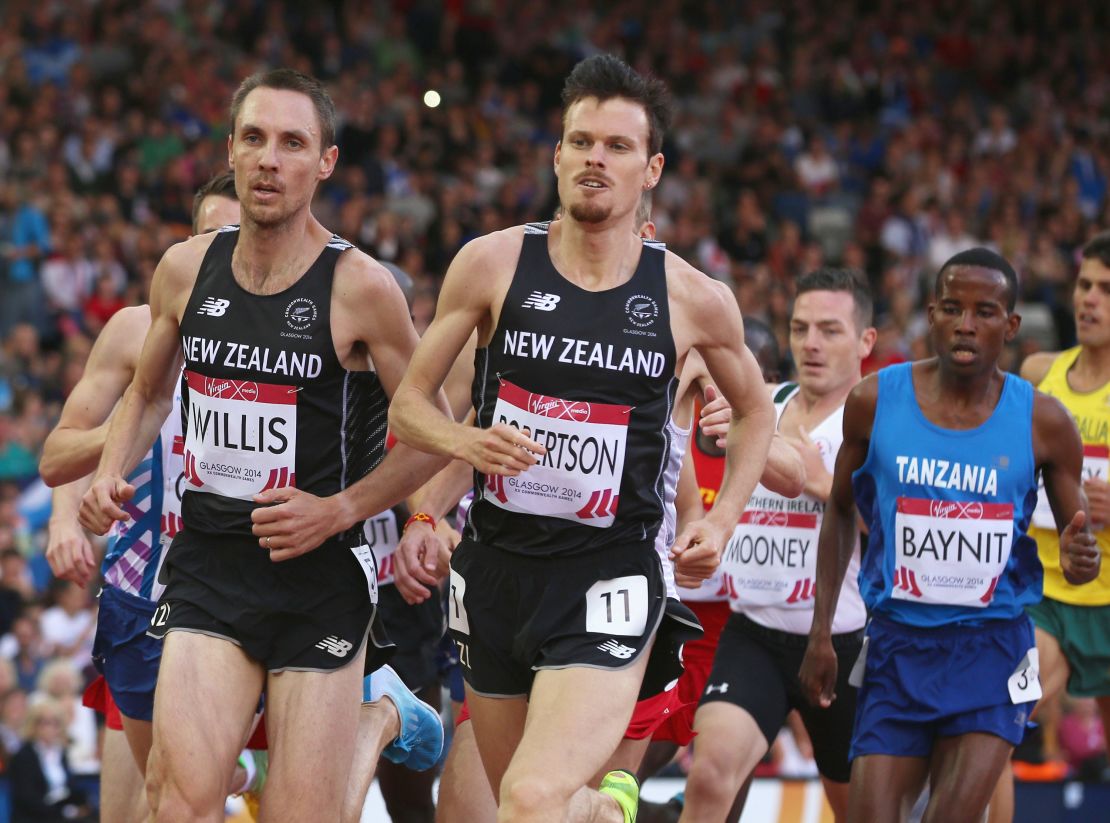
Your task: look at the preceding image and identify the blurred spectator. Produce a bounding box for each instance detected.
[0,185,51,337]
[10,698,93,823]
[39,580,95,673]
[2,614,49,693]
[0,683,28,766]
[32,660,98,776]
[1058,697,1109,782]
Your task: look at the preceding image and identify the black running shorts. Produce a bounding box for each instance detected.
[701,612,863,783]
[375,583,446,691]
[448,538,684,698]
[149,526,379,673]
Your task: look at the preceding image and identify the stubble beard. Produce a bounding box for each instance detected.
[567,200,612,224]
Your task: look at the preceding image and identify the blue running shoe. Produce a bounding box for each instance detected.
[363,665,444,771]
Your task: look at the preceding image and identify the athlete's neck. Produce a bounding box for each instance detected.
[1070,343,1110,391]
[931,360,1005,413]
[795,375,859,420]
[234,212,326,294]
[548,216,642,291]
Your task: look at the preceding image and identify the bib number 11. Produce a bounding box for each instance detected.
[585,575,648,636]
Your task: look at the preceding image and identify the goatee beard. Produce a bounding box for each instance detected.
[567,201,611,224]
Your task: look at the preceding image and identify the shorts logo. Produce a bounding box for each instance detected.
[705,682,729,695]
[197,297,230,317]
[597,639,636,659]
[315,636,353,658]
[624,294,658,328]
[285,298,318,332]
[522,291,561,311]
[151,603,171,628]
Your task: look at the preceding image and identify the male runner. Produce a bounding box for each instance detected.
[390,54,775,823]
[990,231,1110,822]
[799,248,1100,823]
[78,69,448,822]
[680,268,876,823]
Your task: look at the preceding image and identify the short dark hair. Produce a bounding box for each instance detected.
[561,54,672,156]
[229,69,336,153]
[191,171,237,233]
[794,267,874,330]
[744,316,782,383]
[1081,231,1110,268]
[635,191,653,229]
[934,247,1018,311]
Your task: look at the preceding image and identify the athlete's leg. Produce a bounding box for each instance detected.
[494,657,649,823]
[595,736,652,783]
[377,683,441,823]
[923,733,1013,823]
[146,632,264,822]
[635,740,678,783]
[100,726,148,823]
[465,689,528,803]
[678,704,768,823]
[819,776,849,822]
[259,642,366,823]
[436,718,498,823]
[1096,696,1110,748]
[340,695,399,823]
[846,754,929,823]
[120,715,153,773]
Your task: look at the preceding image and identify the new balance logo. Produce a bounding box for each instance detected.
[705,682,729,695]
[315,636,354,658]
[521,291,561,311]
[197,297,230,317]
[597,639,636,659]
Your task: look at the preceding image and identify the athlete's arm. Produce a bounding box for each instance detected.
[799,375,877,708]
[39,306,149,487]
[1033,391,1100,584]
[783,424,832,502]
[389,231,545,474]
[46,477,101,587]
[1019,351,1056,386]
[669,268,775,579]
[79,242,195,535]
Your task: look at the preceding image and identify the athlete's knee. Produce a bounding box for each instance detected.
[499,772,575,820]
[684,748,743,809]
[146,745,223,822]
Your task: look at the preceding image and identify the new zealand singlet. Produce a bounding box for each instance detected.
[468,222,677,557]
[1028,347,1110,605]
[177,226,388,542]
[853,364,1041,627]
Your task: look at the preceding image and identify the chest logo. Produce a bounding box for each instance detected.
[197,297,230,317]
[522,291,561,311]
[285,298,318,332]
[624,294,658,328]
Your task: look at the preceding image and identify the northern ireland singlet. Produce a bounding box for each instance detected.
[681,417,729,604]
[1028,347,1110,605]
[102,374,184,602]
[854,364,1041,627]
[468,222,677,557]
[721,384,866,634]
[178,226,388,541]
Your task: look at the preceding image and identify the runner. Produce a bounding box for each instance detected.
[78,69,447,822]
[680,268,875,823]
[799,249,1100,823]
[390,54,775,823]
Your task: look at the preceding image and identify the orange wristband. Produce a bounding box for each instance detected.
[404,512,437,532]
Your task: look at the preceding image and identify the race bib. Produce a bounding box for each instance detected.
[448,568,470,635]
[362,510,402,585]
[585,575,649,636]
[722,510,819,608]
[1007,648,1042,704]
[485,380,630,527]
[1031,443,1108,530]
[893,497,1013,607]
[182,371,297,500]
[350,543,379,603]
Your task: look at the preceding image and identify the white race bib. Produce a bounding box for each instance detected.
[893,497,1013,607]
[362,510,402,585]
[1007,648,1042,704]
[1031,444,1108,530]
[585,575,649,636]
[350,543,379,603]
[485,380,630,527]
[448,568,470,635]
[722,510,819,608]
[182,370,297,500]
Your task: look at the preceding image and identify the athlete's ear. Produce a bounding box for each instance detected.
[553,140,562,176]
[858,326,878,359]
[318,145,339,181]
[644,151,664,190]
[227,133,234,168]
[1004,311,1022,342]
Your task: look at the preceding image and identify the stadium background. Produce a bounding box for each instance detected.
[0,0,1108,819]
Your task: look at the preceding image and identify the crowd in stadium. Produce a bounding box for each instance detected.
[1,0,1109,813]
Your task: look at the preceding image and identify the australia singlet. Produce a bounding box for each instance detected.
[722,384,866,634]
[853,364,1040,627]
[1028,347,1110,605]
[102,375,184,602]
[468,222,677,557]
[680,416,729,604]
[177,226,388,542]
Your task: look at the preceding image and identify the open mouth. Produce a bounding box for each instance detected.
[950,344,977,362]
[576,176,609,190]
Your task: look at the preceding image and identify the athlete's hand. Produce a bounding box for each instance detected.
[78,476,135,535]
[674,570,706,590]
[698,386,732,448]
[455,423,546,476]
[435,521,461,580]
[1082,478,1110,531]
[799,635,838,708]
[1060,510,1100,585]
[394,521,446,605]
[46,519,98,587]
[670,518,726,581]
[251,487,343,561]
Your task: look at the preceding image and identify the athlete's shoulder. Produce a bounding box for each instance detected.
[663,251,731,308]
[97,304,152,354]
[159,231,221,281]
[1031,388,1075,433]
[845,373,880,420]
[457,225,527,266]
[1019,350,1060,386]
[333,245,403,299]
